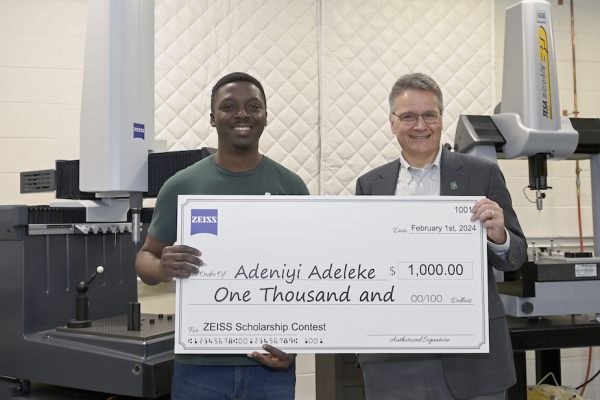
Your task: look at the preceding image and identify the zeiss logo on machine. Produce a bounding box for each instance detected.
[133,123,145,139]
[191,209,218,236]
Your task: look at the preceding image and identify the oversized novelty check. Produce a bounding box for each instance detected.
[175,196,488,354]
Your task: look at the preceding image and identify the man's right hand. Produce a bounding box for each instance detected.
[135,235,204,285]
[159,244,203,280]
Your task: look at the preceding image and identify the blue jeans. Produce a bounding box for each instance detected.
[171,362,296,400]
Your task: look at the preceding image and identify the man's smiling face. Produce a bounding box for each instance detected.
[211,81,267,152]
[390,89,442,168]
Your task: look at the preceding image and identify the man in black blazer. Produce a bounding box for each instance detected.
[355,73,527,400]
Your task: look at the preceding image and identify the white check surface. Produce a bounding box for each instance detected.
[175,196,488,354]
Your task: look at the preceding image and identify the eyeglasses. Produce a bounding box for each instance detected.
[391,111,442,125]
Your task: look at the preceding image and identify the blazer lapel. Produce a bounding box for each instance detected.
[440,148,468,196]
[373,160,400,195]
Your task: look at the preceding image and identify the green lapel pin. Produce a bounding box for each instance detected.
[450,181,458,190]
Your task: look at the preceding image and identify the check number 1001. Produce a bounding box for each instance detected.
[393,262,473,280]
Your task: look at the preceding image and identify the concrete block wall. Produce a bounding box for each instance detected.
[0,0,84,205]
[1,0,600,398]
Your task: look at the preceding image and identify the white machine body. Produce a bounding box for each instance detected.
[492,0,578,159]
[79,0,154,197]
[453,1,600,316]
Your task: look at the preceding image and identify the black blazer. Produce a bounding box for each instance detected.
[355,147,527,399]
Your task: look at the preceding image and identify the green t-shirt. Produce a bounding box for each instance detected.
[148,154,309,366]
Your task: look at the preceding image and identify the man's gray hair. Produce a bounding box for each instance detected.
[388,73,444,114]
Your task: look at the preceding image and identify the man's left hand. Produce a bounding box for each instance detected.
[471,198,507,245]
[247,344,296,369]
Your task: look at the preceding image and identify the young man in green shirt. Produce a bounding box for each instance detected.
[135,72,309,400]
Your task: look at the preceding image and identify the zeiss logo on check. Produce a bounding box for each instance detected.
[133,123,145,139]
[191,209,218,236]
